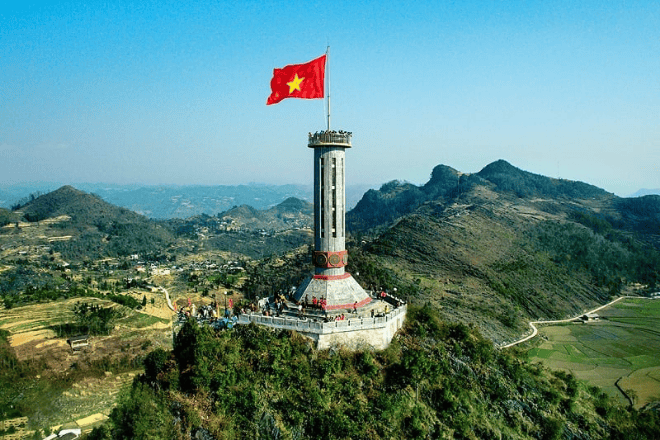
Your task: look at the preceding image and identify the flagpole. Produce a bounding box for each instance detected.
[326,46,330,131]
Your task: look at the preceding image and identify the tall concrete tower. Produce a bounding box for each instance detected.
[294,130,372,312]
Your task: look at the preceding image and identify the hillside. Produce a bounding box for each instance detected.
[0,207,20,227]
[16,186,144,225]
[9,185,175,260]
[0,189,315,303]
[160,197,313,259]
[475,159,610,199]
[348,161,619,233]
[87,306,660,439]
[217,197,313,231]
[346,160,660,343]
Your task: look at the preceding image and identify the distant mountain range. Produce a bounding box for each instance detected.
[2,180,658,220]
[0,183,373,219]
[4,160,660,342]
[630,188,660,198]
[2,185,316,262]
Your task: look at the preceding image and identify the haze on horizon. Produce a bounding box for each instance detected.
[1,1,659,197]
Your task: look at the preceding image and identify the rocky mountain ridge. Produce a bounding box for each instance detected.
[345,160,660,342]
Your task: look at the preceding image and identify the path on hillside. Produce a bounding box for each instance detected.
[499,296,638,349]
[160,286,174,311]
[146,285,175,311]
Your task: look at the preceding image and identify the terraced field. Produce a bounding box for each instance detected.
[0,294,173,434]
[526,298,660,408]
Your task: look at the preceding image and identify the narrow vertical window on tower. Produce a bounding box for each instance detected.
[320,157,325,238]
[332,157,337,238]
[340,157,344,236]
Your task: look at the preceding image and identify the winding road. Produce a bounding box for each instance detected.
[499,296,635,349]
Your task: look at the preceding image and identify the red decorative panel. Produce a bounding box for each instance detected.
[312,273,351,281]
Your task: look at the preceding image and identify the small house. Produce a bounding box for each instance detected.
[67,335,89,351]
[580,313,599,322]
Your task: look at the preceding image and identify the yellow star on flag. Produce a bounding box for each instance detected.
[287,74,304,94]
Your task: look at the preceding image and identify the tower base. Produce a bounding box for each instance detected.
[294,273,372,311]
[237,304,407,351]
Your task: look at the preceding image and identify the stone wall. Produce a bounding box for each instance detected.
[237,304,407,350]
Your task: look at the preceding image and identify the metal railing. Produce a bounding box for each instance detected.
[308,130,352,146]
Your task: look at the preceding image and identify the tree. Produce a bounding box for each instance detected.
[106,382,172,439]
[144,348,169,384]
[72,302,120,335]
[2,296,14,310]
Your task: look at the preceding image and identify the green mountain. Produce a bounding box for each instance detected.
[475,159,610,199]
[17,185,141,224]
[347,160,618,233]
[12,185,175,259]
[217,197,313,231]
[346,160,660,342]
[162,197,313,259]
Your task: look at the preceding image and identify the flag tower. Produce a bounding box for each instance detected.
[292,130,372,311]
[242,50,407,349]
[267,49,371,311]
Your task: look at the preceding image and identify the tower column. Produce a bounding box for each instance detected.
[313,146,346,277]
[294,130,371,310]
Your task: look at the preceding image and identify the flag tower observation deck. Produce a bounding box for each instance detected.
[293,130,372,311]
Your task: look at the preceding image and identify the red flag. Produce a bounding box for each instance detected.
[267,55,326,105]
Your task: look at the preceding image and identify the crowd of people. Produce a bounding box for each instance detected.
[263,297,286,317]
[308,129,353,143]
[176,302,218,321]
[173,287,406,331]
[219,288,404,323]
[175,301,239,330]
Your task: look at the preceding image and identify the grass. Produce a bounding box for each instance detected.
[526,298,660,408]
[118,312,170,329]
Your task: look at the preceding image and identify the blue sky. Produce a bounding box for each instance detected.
[1,0,658,196]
